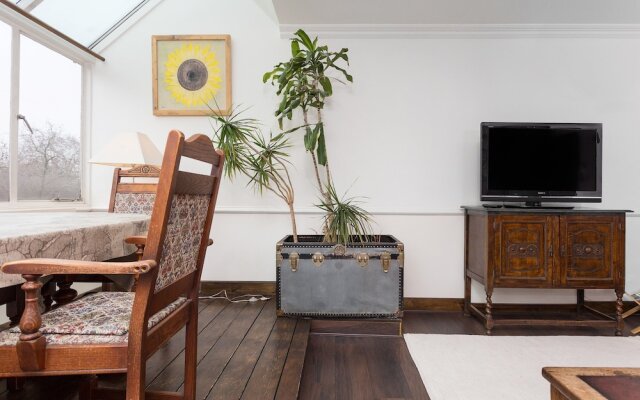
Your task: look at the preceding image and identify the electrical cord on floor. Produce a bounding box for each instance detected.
[199,289,270,303]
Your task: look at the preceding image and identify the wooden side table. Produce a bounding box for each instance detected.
[543,367,640,400]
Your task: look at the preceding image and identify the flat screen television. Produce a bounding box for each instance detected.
[481,122,602,206]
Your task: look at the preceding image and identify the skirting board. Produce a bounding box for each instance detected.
[198,282,635,313]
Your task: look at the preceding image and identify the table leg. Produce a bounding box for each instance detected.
[6,287,24,325]
[52,275,77,306]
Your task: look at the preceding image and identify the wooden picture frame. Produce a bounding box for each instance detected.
[152,35,231,116]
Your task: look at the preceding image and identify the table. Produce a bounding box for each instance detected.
[543,367,640,400]
[0,211,150,320]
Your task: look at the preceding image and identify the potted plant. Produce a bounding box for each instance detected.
[211,30,403,318]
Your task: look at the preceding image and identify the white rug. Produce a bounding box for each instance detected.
[404,334,640,400]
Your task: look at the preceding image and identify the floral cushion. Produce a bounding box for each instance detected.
[8,292,186,336]
[155,194,210,292]
[114,192,156,215]
[0,330,128,346]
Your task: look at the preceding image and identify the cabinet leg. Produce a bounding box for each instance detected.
[615,290,624,336]
[485,289,494,335]
[464,275,471,317]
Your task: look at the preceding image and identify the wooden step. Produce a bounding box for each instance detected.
[310,318,402,336]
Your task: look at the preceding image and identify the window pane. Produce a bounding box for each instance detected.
[18,35,81,201]
[0,22,10,202]
[29,0,146,47]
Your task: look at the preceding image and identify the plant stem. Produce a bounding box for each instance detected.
[303,110,326,198]
[287,201,298,242]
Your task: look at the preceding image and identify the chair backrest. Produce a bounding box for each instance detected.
[135,130,224,320]
[108,165,160,215]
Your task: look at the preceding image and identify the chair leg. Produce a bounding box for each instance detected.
[183,305,199,400]
[126,361,146,400]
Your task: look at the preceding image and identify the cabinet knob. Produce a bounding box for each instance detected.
[584,246,593,254]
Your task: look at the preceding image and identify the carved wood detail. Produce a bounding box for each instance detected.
[507,243,539,257]
[572,243,604,258]
[119,165,161,177]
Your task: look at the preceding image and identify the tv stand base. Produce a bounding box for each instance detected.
[464,289,623,336]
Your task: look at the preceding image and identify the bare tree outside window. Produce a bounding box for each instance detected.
[17,34,81,202]
[17,122,80,200]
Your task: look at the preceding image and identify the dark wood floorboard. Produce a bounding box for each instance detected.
[275,319,311,400]
[299,334,429,400]
[206,301,277,399]
[147,301,248,392]
[0,299,306,400]
[239,317,297,400]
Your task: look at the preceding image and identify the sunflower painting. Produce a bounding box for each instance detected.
[153,35,231,116]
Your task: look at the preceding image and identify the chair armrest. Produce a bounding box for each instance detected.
[125,235,147,246]
[2,259,157,276]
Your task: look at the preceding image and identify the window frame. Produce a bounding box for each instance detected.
[0,6,99,210]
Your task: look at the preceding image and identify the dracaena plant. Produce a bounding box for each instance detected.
[210,107,298,242]
[262,29,374,243]
[211,30,373,244]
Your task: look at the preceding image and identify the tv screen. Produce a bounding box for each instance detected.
[481,122,602,204]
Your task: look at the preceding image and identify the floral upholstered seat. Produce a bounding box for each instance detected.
[0,292,186,346]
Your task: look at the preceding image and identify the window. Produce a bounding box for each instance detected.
[18,35,81,201]
[0,21,85,206]
[0,21,9,202]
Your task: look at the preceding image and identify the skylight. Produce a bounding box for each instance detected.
[12,0,149,48]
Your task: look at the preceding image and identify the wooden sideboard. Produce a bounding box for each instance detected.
[462,206,629,335]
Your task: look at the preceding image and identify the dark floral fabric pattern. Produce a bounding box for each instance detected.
[113,192,156,215]
[154,194,210,292]
[7,292,186,336]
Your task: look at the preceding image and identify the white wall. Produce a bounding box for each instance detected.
[90,0,640,302]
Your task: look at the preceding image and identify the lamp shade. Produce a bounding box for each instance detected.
[90,132,163,167]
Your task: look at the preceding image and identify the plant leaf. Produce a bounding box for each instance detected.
[295,29,313,50]
[316,126,327,166]
[319,76,332,96]
[291,40,300,56]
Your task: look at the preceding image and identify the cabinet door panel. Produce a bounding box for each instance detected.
[559,216,617,287]
[495,216,553,287]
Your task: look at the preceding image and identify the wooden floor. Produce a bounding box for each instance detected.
[0,299,310,400]
[1,302,638,400]
[299,334,429,400]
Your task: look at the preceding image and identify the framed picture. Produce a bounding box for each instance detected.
[152,35,231,116]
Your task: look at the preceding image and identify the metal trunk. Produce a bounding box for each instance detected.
[276,235,403,318]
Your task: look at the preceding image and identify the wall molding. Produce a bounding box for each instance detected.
[199,282,637,314]
[280,23,640,39]
[85,205,639,217]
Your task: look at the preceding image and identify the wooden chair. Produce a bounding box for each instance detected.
[0,130,224,400]
[108,164,161,215]
[50,164,161,301]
